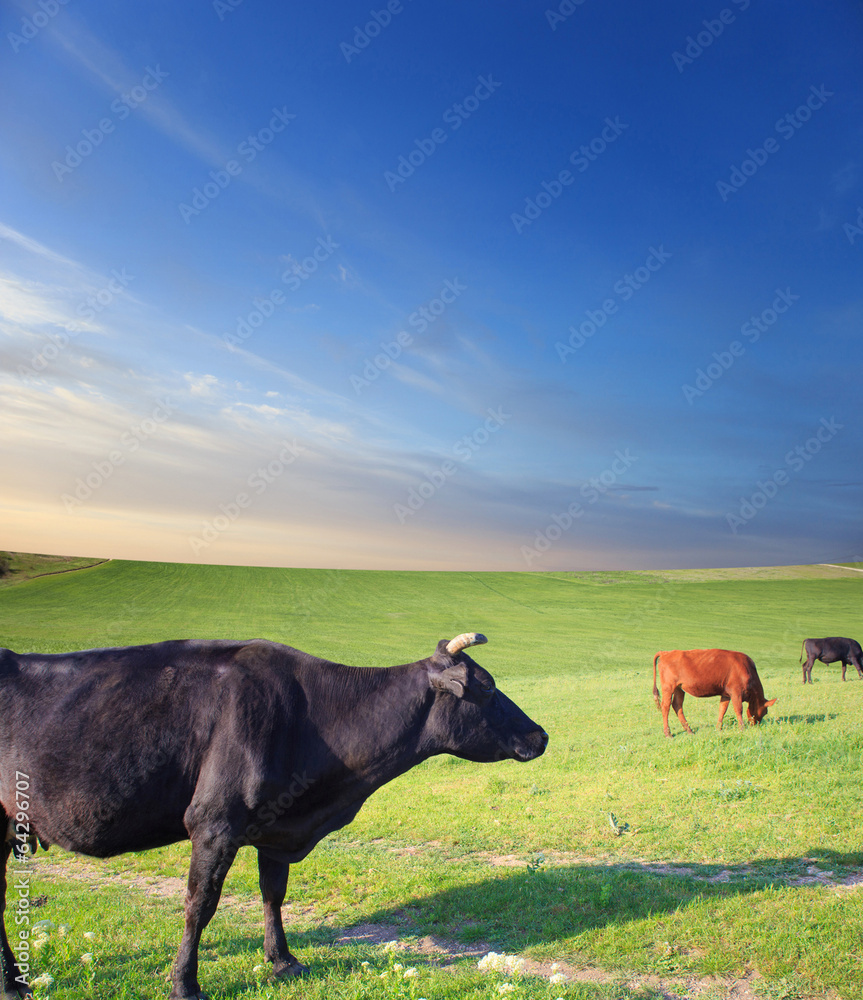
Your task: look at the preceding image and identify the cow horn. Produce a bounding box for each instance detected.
[446,632,488,655]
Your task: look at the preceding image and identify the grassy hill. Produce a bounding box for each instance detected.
[0,557,861,999]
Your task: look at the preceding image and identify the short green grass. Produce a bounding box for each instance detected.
[1,559,861,999]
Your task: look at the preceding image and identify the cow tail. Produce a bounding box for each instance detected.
[652,653,662,710]
[799,640,806,664]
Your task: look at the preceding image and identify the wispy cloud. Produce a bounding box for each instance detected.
[44,18,228,169]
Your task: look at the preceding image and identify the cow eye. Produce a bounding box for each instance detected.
[480,682,495,695]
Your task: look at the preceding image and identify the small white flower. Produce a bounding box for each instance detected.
[252,964,266,974]
[82,931,97,941]
[81,952,94,964]
[31,935,50,950]
[382,939,400,952]
[498,984,515,995]
[31,972,54,987]
[32,920,55,932]
[392,962,404,973]
[361,961,370,969]
[58,924,71,937]
[403,966,418,978]
[550,972,567,984]
[379,971,388,978]
[550,962,561,973]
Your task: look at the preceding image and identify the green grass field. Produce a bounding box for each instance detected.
[0,557,861,1000]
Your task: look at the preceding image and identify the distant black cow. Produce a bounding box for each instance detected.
[0,632,547,999]
[800,637,863,684]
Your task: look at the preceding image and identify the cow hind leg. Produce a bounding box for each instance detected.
[170,835,237,1000]
[0,831,30,998]
[672,690,693,735]
[660,690,675,737]
[802,656,814,684]
[257,851,309,978]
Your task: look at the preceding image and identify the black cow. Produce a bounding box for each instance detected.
[800,637,863,684]
[0,632,546,999]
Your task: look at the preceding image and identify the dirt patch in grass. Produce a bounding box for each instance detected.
[479,850,863,893]
[32,859,258,912]
[334,922,771,998]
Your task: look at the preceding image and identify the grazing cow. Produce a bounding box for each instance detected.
[652,648,776,738]
[800,637,863,684]
[0,632,547,999]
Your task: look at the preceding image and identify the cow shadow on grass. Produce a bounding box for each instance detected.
[199,848,863,987]
[343,849,863,953]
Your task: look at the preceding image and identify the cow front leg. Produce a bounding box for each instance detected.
[0,837,30,999]
[170,835,237,1000]
[841,660,848,681]
[258,851,309,978]
[717,696,731,730]
[672,690,693,735]
[730,694,745,729]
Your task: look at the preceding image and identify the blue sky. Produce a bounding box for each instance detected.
[1,0,861,571]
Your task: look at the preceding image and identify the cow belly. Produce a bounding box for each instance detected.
[52,815,190,858]
[679,680,726,698]
[16,777,194,858]
[33,799,191,858]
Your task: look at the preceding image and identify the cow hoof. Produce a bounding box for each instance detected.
[4,991,32,1000]
[274,958,309,978]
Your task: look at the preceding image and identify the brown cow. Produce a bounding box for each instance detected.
[652,648,776,737]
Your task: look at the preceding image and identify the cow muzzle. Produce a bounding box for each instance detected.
[507,729,549,762]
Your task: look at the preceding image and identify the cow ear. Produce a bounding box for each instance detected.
[430,664,467,698]
[765,698,777,707]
